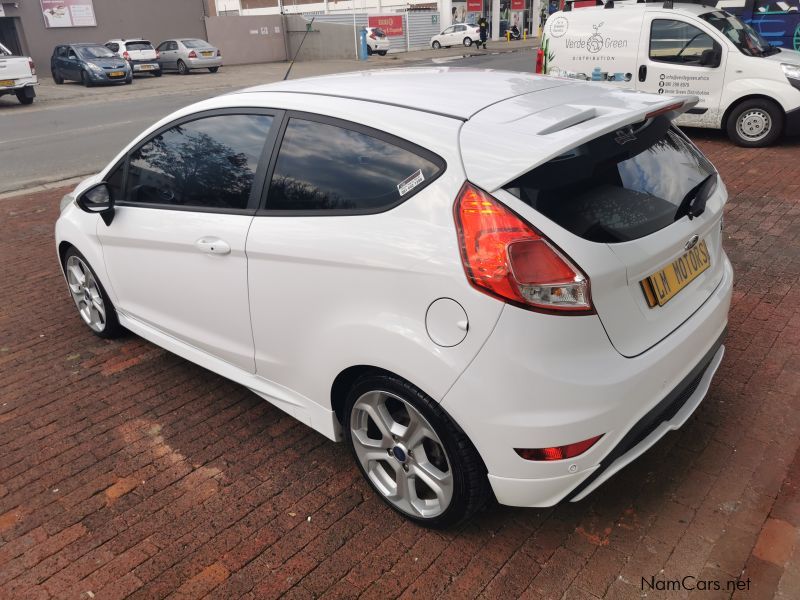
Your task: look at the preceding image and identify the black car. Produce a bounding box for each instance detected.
[51,43,132,86]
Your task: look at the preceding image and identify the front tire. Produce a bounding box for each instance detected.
[432,41,441,49]
[177,60,189,75]
[344,374,491,528]
[52,69,64,84]
[81,70,92,87]
[726,99,783,147]
[63,248,124,339]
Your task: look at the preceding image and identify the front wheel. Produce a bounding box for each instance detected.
[63,248,124,339]
[81,70,92,87]
[52,69,64,84]
[432,41,441,49]
[463,37,473,47]
[344,374,491,528]
[726,99,783,147]
[177,60,189,75]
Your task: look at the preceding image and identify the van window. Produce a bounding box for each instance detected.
[504,119,716,244]
[700,11,778,57]
[649,20,716,65]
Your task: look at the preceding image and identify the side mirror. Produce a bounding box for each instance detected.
[76,183,115,226]
[700,47,721,68]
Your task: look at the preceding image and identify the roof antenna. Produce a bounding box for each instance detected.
[283,17,315,81]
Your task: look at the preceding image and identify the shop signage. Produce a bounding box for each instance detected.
[40,0,97,28]
[368,15,404,37]
[467,0,483,12]
[511,0,525,9]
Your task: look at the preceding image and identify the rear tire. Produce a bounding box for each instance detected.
[344,374,491,528]
[177,60,189,75]
[378,50,387,56]
[463,37,473,47]
[726,99,783,148]
[208,66,219,73]
[367,45,373,56]
[63,247,125,339]
[432,41,441,49]
[15,89,34,105]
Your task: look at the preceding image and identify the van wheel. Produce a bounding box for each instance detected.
[344,374,491,528]
[726,99,783,147]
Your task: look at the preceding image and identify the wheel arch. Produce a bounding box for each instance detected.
[722,93,786,132]
[331,365,419,426]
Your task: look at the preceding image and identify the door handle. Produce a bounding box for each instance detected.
[195,237,231,255]
[638,65,647,82]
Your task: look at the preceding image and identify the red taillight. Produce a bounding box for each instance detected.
[535,48,544,74]
[217,49,222,57]
[123,50,130,60]
[370,33,377,39]
[515,435,603,461]
[28,59,36,75]
[188,50,197,58]
[454,183,592,313]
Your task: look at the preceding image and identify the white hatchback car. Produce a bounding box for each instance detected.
[104,39,161,77]
[431,24,482,49]
[366,27,390,56]
[56,69,732,527]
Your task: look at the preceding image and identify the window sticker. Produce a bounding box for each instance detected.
[398,169,425,197]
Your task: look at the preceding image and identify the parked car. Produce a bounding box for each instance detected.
[56,69,732,527]
[155,39,222,74]
[105,39,161,77]
[366,27,390,56]
[431,24,481,48]
[0,42,37,105]
[51,44,132,86]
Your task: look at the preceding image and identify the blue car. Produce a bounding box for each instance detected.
[51,43,132,87]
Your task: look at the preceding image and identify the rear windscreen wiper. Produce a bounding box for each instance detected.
[675,173,716,221]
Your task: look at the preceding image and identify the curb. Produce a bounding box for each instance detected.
[0,175,87,201]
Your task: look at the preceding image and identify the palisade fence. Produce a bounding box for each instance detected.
[302,11,441,53]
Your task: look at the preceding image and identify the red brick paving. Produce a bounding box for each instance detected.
[1,131,799,599]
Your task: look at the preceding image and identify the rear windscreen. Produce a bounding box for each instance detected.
[126,42,153,51]
[182,39,212,48]
[504,118,716,243]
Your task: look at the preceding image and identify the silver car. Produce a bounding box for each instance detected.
[155,39,222,75]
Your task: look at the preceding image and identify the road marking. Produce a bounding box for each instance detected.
[0,120,137,146]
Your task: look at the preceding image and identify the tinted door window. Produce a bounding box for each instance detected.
[649,20,716,65]
[126,114,273,210]
[266,118,443,212]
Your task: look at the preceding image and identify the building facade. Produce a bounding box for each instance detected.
[0,0,210,70]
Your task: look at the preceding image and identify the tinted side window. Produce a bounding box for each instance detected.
[266,118,443,212]
[106,43,119,52]
[126,114,273,210]
[649,20,716,65]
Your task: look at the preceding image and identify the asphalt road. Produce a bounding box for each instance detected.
[0,50,535,194]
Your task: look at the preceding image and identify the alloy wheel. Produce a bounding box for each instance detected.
[350,390,453,519]
[65,255,106,332]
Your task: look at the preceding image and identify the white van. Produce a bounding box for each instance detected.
[540,1,800,146]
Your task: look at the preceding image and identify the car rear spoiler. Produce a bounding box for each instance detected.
[460,92,699,193]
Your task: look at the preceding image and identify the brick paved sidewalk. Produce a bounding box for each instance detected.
[1,132,798,599]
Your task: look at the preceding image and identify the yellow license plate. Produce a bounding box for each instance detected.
[139,65,154,70]
[110,71,124,77]
[0,79,14,87]
[202,51,213,56]
[641,240,711,307]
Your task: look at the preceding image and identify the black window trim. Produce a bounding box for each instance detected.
[110,107,285,215]
[648,18,722,68]
[256,110,447,217]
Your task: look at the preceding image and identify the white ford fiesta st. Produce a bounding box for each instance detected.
[56,69,732,527]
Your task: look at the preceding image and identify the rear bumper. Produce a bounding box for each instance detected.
[130,60,160,72]
[440,252,733,507]
[186,57,222,68]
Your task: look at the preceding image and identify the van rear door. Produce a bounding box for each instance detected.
[636,13,726,123]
